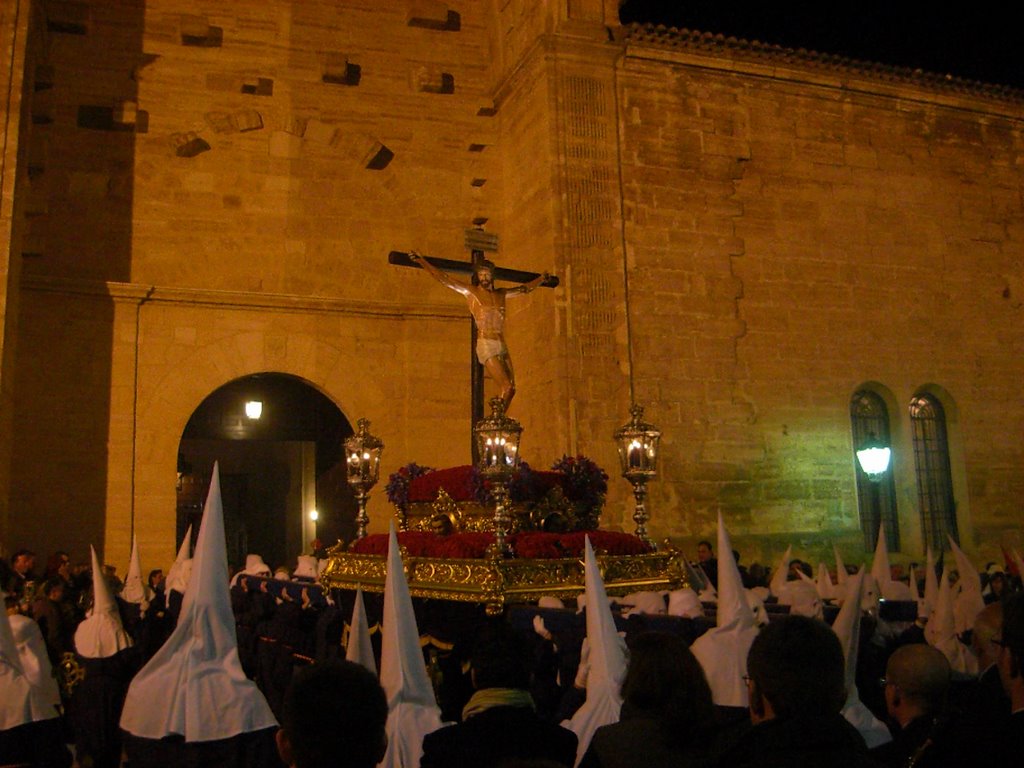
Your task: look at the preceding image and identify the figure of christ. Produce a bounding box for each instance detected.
[409,251,549,411]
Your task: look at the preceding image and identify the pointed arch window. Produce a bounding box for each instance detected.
[909,393,958,551]
[851,390,899,551]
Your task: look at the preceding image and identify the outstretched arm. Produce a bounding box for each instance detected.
[505,271,550,296]
[409,251,471,296]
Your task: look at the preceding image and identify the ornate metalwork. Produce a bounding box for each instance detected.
[321,546,689,616]
[345,418,384,539]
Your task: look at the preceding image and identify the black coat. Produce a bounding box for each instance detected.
[717,712,881,768]
[579,713,719,768]
[122,726,284,768]
[420,704,578,768]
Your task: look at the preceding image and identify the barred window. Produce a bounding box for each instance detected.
[909,393,958,551]
[850,390,899,551]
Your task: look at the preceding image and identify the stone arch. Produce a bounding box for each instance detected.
[133,326,376,567]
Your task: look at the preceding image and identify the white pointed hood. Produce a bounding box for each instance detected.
[690,514,759,708]
[922,548,939,619]
[769,545,792,597]
[909,565,922,608]
[564,536,627,766]
[346,587,376,675]
[121,535,153,611]
[165,525,193,595]
[924,565,977,675]
[8,613,61,719]
[834,546,849,588]
[815,562,836,601]
[2,595,60,729]
[783,571,824,618]
[120,463,277,741]
[75,545,133,658]
[870,523,892,596]
[834,572,891,748]
[947,536,985,636]
[380,524,444,768]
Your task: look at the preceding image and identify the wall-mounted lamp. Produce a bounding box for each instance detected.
[244,400,263,420]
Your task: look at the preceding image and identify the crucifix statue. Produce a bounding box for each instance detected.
[389,229,557,456]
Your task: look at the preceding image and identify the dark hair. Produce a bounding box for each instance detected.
[471,621,530,690]
[11,548,34,564]
[620,631,714,741]
[281,660,387,768]
[42,576,65,597]
[697,540,713,551]
[148,569,163,586]
[746,615,845,719]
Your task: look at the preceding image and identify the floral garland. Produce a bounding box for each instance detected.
[385,462,434,508]
[550,454,608,511]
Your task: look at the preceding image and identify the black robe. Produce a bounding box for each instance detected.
[68,646,142,768]
[122,726,284,768]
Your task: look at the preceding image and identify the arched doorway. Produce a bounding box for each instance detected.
[176,373,354,571]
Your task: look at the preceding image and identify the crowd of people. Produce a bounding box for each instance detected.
[3,495,1024,768]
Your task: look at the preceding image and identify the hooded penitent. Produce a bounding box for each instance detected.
[667,587,704,619]
[870,523,893,597]
[834,545,849,594]
[833,570,892,748]
[165,525,193,595]
[768,544,793,598]
[8,613,61,717]
[691,514,760,708]
[815,562,836,601]
[564,536,627,767]
[345,586,376,675]
[120,463,277,741]
[75,546,133,658]
[380,524,444,768]
[1,594,61,731]
[924,565,977,675]
[293,555,318,581]
[948,536,986,636]
[229,553,272,587]
[121,535,153,614]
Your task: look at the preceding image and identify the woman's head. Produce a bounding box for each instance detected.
[620,631,714,737]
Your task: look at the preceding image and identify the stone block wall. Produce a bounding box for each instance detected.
[617,45,1024,565]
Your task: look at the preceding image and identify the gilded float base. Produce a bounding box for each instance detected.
[320,545,689,616]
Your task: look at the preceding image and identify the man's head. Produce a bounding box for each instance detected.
[277,660,388,768]
[11,549,35,576]
[473,260,495,289]
[148,569,165,590]
[972,602,1003,671]
[470,621,530,691]
[746,615,845,723]
[696,540,713,563]
[883,644,950,727]
[42,576,65,602]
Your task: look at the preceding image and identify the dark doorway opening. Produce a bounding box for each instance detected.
[177,373,354,571]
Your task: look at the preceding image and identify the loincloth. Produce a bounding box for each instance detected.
[476,337,508,364]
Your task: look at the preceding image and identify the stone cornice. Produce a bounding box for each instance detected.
[21,274,465,321]
[623,23,1024,120]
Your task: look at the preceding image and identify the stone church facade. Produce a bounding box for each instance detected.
[2,1,1021,570]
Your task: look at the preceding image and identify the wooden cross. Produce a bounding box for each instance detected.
[389,230,558,461]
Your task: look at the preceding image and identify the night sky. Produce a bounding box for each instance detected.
[618,1,1022,90]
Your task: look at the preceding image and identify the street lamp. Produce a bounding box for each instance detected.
[614,404,661,548]
[345,418,384,540]
[474,397,523,557]
[856,434,891,548]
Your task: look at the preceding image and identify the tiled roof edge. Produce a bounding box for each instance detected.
[624,23,1024,105]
